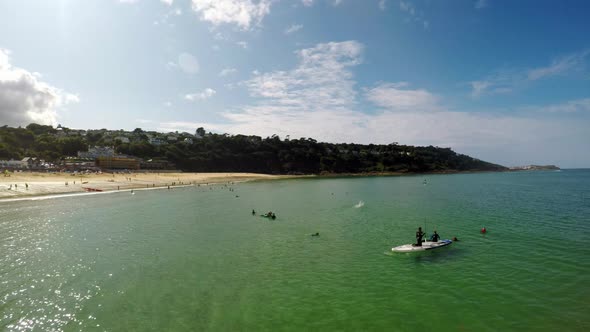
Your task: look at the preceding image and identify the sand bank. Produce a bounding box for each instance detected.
[0,172,295,200]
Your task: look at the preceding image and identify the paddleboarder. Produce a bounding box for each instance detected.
[415,227,425,246]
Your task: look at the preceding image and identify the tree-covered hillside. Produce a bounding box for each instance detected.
[0,124,506,174]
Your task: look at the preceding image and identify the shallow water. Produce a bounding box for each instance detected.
[1,170,589,331]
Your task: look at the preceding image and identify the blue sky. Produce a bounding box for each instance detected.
[0,0,589,167]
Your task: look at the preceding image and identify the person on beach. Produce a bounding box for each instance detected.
[414,227,425,246]
[430,230,440,242]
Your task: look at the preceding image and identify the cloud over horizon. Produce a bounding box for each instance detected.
[0,49,78,127]
[185,88,216,101]
[471,49,590,97]
[151,42,589,168]
[365,82,441,112]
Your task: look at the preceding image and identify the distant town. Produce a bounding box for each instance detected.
[1,124,205,172]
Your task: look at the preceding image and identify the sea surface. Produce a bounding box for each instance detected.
[1,170,589,331]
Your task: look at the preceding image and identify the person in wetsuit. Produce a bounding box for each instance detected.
[430,230,440,242]
[415,227,425,246]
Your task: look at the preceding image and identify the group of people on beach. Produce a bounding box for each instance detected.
[6,183,28,190]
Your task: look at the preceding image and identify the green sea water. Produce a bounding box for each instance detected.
[1,170,589,331]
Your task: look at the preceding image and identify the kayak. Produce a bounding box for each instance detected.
[391,239,452,253]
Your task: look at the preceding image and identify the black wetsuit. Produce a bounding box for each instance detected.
[431,233,440,242]
[416,230,424,246]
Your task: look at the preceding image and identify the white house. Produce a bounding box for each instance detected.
[149,138,165,146]
[114,136,130,144]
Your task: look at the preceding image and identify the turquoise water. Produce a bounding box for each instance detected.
[1,170,589,331]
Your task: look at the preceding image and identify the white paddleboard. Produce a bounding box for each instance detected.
[391,239,452,253]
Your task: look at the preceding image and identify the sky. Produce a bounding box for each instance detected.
[0,0,589,168]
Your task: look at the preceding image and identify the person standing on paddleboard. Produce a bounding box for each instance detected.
[415,227,425,246]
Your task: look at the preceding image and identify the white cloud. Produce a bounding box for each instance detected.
[332,0,342,6]
[399,1,429,29]
[0,48,78,127]
[241,40,362,109]
[190,0,272,30]
[378,0,387,11]
[470,80,492,98]
[365,82,441,112]
[219,67,238,77]
[164,101,173,107]
[161,0,173,5]
[118,0,139,3]
[527,49,589,81]
[236,41,248,49]
[472,49,589,97]
[302,0,314,6]
[212,40,364,141]
[523,98,590,114]
[185,88,216,101]
[284,24,303,35]
[214,32,228,41]
[399,1,415,15]
[154,7,183,26]
[470,69,522,98]
[474,0,487,9]
[171,53,199,74]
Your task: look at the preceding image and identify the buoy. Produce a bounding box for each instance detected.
[481,227,487,234]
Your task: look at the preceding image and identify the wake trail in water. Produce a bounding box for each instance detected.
[354,200,365,208]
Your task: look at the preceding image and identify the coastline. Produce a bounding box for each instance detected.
[0,172,298,202]
[0,168,530,202]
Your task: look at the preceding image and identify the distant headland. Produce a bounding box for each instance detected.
[509,165,560,171]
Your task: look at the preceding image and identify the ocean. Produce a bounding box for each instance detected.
[1,170,589,331]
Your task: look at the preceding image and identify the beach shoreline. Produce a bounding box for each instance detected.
[0,169,513,202]
[0,171,298,202]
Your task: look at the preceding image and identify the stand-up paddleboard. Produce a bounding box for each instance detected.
[391,239,452,253]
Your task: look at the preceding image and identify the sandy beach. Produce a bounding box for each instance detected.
[0,172,294,200]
